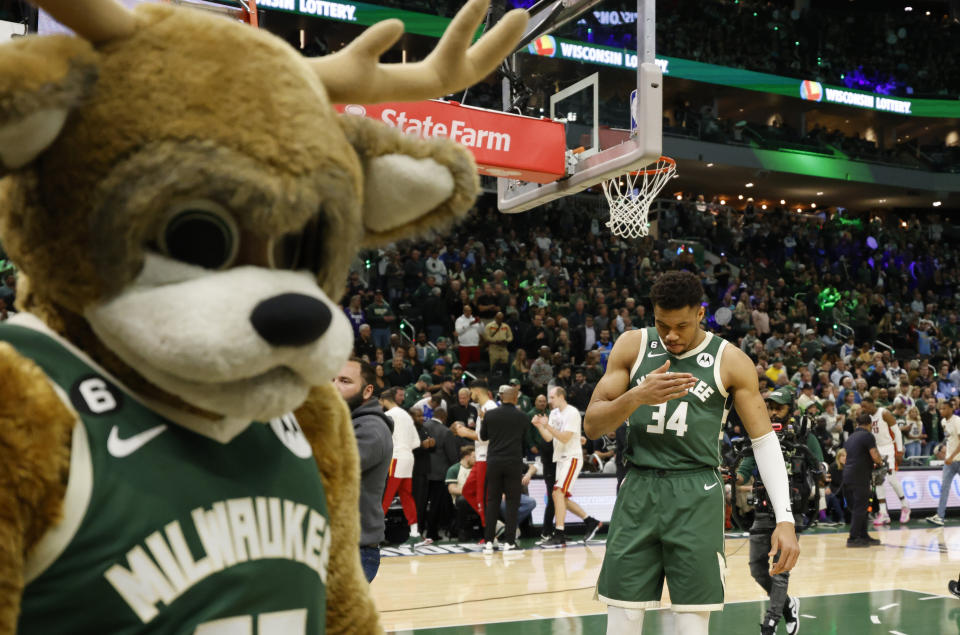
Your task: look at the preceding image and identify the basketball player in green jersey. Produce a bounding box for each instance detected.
[585,271,799,635]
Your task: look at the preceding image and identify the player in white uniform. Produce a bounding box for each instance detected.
[533,386,601,548]
[890,403,906,459]
[380,390,423,543]
[861,397,910,524]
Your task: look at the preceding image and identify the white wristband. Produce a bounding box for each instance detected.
[751,431,794,525]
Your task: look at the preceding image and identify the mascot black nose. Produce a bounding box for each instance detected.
[250,293,332,347]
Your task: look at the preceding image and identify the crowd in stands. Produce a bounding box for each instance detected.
[372,1,960,99]
[335,191,960,540]
[589,0,960,100]
[661,106,955,172]
[664,101,960,173]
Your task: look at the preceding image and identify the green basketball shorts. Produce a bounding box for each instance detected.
[596,466,726,612]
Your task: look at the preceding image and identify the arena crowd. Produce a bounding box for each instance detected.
[333,193,960,543]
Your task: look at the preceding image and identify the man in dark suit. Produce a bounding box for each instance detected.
[571,314,598,364]
[448,386,479,433]
[519,313,552,359]
[384,354,412,387]
[422,408,460,543]
[479,385,531,552]
[567,298,588,330]
[567,367,595,412]
[354,323,378,362]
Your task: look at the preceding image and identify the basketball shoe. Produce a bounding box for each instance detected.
[783,596,800,634]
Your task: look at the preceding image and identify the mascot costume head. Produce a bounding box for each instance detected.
[0,0,526,631]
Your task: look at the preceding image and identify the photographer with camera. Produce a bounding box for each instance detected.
[733,387,821,635]
[804,402,837,465]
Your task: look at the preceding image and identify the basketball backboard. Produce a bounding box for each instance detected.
[498,0,662,214]
[551,73,599,159]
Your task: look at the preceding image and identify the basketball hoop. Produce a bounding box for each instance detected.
[601,156,677,239]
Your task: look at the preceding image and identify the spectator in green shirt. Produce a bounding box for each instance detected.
[404,374,432,409]
[510,378,533,412]
[800,329,823,362]
[366,290,396,351]
[445,446,479,541]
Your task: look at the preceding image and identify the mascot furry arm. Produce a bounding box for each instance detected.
[0,1,526,632]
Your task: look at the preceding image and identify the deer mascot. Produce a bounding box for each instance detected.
[0,0,526,632]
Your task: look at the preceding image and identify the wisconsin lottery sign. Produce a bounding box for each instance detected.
[799,80,912,114]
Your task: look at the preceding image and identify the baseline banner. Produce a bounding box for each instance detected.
[335,100,567,183]
[528,476,618,525]
[882,467,960,511]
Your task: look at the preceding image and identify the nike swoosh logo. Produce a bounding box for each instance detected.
[704,482,719,491]
[107,424,168,458]
[648,352,667,357]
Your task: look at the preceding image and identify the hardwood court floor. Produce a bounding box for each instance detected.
[372,523,960,634]
[383,590,957,634]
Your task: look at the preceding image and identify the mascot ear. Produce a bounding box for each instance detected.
[314,0,527,245]
[0,35,99,171]
[339,112,479,247]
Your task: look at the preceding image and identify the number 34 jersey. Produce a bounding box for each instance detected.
[624,328,733,471]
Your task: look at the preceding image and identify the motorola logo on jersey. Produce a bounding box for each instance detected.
[697,352,714,368]
[70,375,123,415]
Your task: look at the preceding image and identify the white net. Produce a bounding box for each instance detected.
[601,157,677,239]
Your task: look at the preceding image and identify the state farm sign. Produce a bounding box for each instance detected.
[380,109,512,151]
[335,100,566,184]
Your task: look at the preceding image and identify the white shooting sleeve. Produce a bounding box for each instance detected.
[751,431,794,525]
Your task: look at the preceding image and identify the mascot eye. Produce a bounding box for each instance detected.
[271,215,326,273]
[159,203,238,270]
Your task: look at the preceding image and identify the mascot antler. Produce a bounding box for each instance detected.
[32,0,136,43]
[32,0,527,105]
[311,0,528,104]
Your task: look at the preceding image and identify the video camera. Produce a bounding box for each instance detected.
[724,415,823,531]
[808,415,838,463]
[871,456,890,489]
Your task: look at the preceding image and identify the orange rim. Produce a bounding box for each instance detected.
[628,156,676,177]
